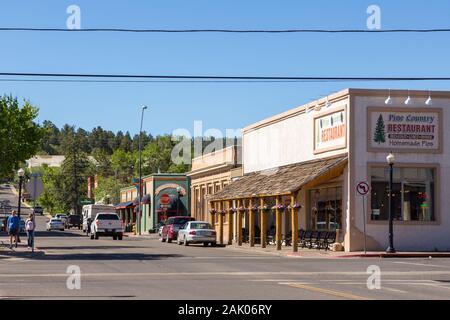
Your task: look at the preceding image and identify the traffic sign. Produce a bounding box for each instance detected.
[356,182,370,196]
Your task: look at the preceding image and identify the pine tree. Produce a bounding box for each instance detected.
[373,114,386,144]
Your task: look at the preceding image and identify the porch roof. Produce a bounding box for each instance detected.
[208,154,348,201]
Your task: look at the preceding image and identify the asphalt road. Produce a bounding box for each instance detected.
[2,183,450,300]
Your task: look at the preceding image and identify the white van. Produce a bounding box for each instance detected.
[82,204,116,232]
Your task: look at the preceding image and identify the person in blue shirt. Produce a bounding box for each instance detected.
[7,210,20,248]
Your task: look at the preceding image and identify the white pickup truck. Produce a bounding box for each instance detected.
[89,212,124,240]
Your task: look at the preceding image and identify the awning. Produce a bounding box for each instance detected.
[115,201,134,209]
[209,155,348,201]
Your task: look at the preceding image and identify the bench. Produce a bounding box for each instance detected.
[298,229,337,250]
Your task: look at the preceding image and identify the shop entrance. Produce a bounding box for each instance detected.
[309,186,342,231]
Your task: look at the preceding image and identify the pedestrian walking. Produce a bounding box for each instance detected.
[7,210,20,249]
[26,213,36,252]
[86,217,92,235]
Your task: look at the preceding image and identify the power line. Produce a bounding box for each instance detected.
[0,72,449,82]
[0,78,388,84]
[1,27,450,33]
[0,72,450,82]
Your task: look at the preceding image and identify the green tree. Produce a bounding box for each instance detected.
[94,175,127,205]
[373,114,386,144]
[111,149,135,182]
[91,148,113,177]
[0,96,44,178]
[39,120,60,155]
[61,132,92,214]
[38,165,67,213]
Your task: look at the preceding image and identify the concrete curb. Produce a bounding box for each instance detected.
[335,252,450,258]
[223,245,450,259]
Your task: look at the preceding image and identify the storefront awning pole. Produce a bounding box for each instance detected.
[249,198,255,247]
[218,201,224,245]
[291,192,299,253]
[276,196,282,251]
[237,199,243,246]
[260,197,266,249]
[227,200,233,245]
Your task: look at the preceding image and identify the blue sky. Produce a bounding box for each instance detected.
[1,0,449,136]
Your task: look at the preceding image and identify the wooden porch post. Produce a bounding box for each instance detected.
[291,192,299,253]
[260,198,266,248]
[275,196,282,250]
[227,200,233,245]
[237,199,243,246]
[218,202,224,245]
[249,198,255,247]
[210,201,216,228]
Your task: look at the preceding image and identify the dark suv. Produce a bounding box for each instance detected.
[33,207,44,215]
[66,215,82,229]
[161,216,195,243]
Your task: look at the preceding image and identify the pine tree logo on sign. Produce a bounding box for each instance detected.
[373,114,386,144]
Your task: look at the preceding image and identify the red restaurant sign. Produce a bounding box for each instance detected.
[160,194,171,205]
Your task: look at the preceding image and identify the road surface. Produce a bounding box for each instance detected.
[2,183,450,300]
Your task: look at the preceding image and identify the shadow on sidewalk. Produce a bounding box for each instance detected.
[29,252,182,261]
[38,245,145,250]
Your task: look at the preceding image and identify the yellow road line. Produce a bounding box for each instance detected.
[284,283,372,300]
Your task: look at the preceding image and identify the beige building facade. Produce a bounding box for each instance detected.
[210,88,450,252]
[188,145,242,244]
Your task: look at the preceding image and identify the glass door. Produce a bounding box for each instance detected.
[309,187,342,231]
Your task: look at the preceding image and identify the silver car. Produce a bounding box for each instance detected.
[176,221,216,247]
[46,218,65,231]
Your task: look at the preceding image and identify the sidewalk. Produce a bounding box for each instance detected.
[0,238,45,258]
[222,243,450,259]
[123,232,158,239]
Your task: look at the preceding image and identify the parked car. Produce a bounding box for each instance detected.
[55,214,68,224]
[32,206,44,215]
[19,219,26,234]
[161,216,195,243]
[157,221,166,237]
[66,214,82,229]
[89,212,124,240]
[46,218,65,231]
[177,221,217,247]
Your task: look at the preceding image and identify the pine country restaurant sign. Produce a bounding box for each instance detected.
[367,107,442,153]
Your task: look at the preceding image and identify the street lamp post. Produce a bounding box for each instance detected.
[17,168,25,219]
[138,105,148,236]
[386,152,396,253]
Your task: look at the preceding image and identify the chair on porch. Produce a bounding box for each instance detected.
[282,231,292,246]
[300,230,312,248]
[266,227,276,245]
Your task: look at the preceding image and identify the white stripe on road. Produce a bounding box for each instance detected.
[2,270,450,278]
[392,261,450,268]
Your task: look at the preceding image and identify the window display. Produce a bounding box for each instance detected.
[370,167,435,221]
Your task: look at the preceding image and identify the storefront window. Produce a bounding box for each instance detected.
[370,167,435,222]
[309,187,342,231]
